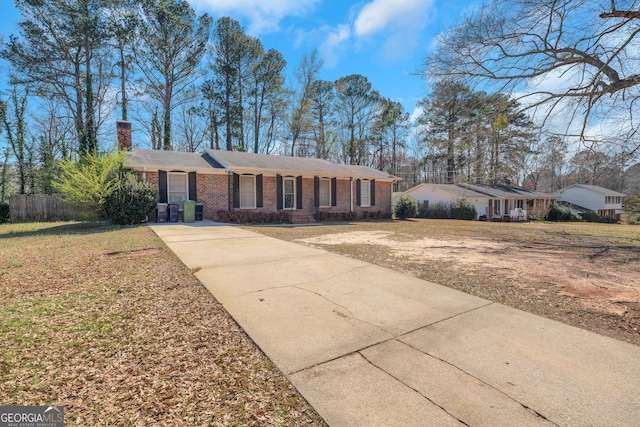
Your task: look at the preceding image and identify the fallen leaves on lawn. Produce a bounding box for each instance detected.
[0,222,325,426]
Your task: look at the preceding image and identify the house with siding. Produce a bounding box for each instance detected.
[124,148,396,223]
[456,183,556,220]
[396,184,491,220]
[555,184,626,220]
[398,183,556,220]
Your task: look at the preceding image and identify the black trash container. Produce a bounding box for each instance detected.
[195,203,204,221]
[155,203,168,223]
[168,203,179,222]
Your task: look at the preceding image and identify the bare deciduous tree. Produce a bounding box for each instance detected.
[289,49,322,157]
[427,0,640,152]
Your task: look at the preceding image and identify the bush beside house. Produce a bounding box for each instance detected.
[451,199,477,220]
[394,195,418,220]
[104,173,158,225]
[622,194,640,224]
[317,211,357,222]
[215,210,291,224]
[418,201,450,219]
[0,202,9,223]
[54,150,156,225]
[545,204,579,222]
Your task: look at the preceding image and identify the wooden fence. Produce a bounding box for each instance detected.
[9,194,77,222]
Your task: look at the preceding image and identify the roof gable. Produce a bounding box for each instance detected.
[564,184,626,197]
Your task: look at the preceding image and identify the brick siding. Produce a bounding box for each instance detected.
[141,171,392,222]
[197,174,229,218]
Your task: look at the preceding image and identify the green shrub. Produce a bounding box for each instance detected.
[54,150,126,218]
[580,210,601,223]
[0,202,9,223]
[394,195,418,220]
[623,194,640,224]
[215,210,291,224]
[545,204,579,222]
[104,173,158,225]
[318,211,357,222]
[418,201,451,219]
[451,199,477,220]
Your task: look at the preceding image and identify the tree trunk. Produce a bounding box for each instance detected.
[83,33,96,154]
[163,83,172,151]
[119,43,127,121]
[74,59,84,152]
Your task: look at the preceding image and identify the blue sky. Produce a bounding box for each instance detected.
[190,0,475,118]
[0,0,475,120]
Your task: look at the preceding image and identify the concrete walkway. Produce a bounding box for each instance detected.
[150,222,640,427]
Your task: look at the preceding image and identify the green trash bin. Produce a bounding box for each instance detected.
[183,200,196,223]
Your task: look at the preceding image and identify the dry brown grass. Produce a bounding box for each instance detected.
[0,222,325,426]
[251,219,640,345]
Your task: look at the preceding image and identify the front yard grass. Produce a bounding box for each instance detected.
[0,222,325,426]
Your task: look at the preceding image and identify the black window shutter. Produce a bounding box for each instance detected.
[356,179,361,206]
[371,180,376,206]
[296,176,303,209]
[331,178,337,207]
[314,176,320,208]
[276,174,283,210]
[159,170,168,203]
[232,173,240,208]
[188,172,197,202]
[256,174,263,208]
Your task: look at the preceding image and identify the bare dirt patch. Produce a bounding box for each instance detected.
[253,220,640,346]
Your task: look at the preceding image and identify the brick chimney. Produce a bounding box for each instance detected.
[117,120,132,151]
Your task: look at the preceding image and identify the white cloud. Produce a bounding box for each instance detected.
[189,0,320,34]
[409,105,423,124]
[352,0,434,63]
[354,0,433,37]
[319,24,351,68]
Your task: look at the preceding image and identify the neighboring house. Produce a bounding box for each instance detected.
[124,148,396,223]
[457,183,556,220]
[398,183,556,220]
[398,184,491,220]
[555,184,626,220]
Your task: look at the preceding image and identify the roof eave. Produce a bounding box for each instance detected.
[226,166,396,180]
[126,164,226,174]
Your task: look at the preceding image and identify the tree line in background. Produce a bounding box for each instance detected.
[0,0,639,206]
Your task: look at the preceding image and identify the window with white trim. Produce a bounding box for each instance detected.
[493,199,501,215]
[319,178,331,207]
[168,172,188,207]
[283,177,296,209]
[361,180,371,207]
[240,175,256,209]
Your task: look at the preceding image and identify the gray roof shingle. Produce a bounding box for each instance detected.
[206,149,395,179]
[125,148,396,180]
[125,149,223,172]
[563,184,626,197]
[404,184,489,198]
[457,183,555,199]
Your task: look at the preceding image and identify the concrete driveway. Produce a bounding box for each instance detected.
[151,222,640,426]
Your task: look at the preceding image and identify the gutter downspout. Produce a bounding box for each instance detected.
[350,177,353,212]
[228,171,233,211]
